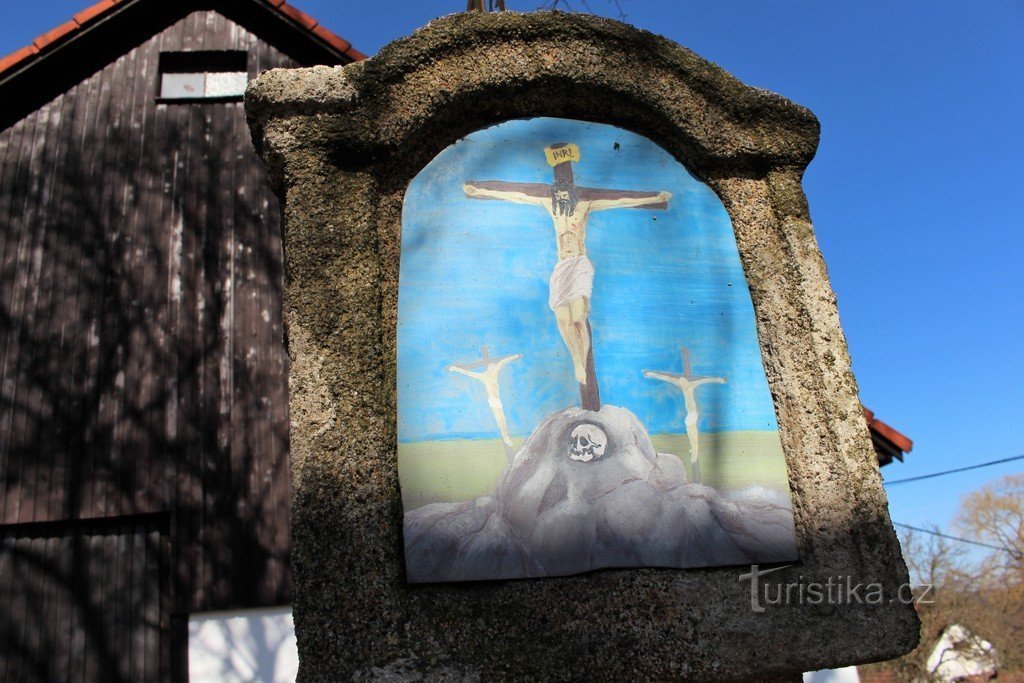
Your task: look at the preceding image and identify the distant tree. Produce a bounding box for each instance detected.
[902,526,970,590]
[952,474,1024,670]
[863,475,1024,680]
[954,473,1024,577]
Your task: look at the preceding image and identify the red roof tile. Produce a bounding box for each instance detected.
[0,45,39,74]
[0,0,364,80]
[276,2,319,31]
[73,0,119,26]
[312,24,367,61]
[33,20,80,50]
[863,407,913,454]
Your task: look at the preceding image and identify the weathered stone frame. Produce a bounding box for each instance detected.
[246,12,918,681]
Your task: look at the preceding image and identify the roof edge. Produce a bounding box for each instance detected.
[863,407,914,454]
[0,0,365,82]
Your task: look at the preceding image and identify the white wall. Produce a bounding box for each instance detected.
[927,624,998,683]
[803,666,860,683]
[188,606,298,682]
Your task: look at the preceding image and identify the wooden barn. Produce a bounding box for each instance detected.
[0,2,914,680]
[0,0,362,679]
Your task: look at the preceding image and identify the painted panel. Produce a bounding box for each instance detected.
[398,117,798,582]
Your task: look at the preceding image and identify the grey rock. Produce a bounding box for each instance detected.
[405,406,797,583]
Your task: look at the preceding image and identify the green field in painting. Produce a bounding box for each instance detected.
[397,431,790,511]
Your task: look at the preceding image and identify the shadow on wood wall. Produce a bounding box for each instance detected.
[1,92,291,681]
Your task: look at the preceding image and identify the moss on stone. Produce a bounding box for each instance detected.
[246,10,918,681]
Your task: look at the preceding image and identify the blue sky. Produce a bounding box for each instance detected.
[398,118,778,441]
[3,1,1021,536]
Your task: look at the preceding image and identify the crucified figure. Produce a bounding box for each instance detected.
[464,143,670,411]
[643,347,726,484]
[447,347,521,462]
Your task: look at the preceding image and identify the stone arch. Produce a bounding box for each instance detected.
[249,12,819,189]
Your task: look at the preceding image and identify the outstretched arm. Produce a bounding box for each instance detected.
[690,377,727,388]
[643,370,681,385]
[492,353,522,372]
[588,191,671,212]
[447,365,482,380]
[464,182,549,207]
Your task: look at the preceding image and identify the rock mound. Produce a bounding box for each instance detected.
[404,405,797,582]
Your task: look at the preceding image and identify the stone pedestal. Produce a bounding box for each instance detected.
[245,12,919,680]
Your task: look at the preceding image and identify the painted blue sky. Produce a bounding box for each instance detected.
[4,0,1021,541]
[398,118,776,442]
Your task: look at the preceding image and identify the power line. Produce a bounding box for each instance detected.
[883,453,1024,486]
[893,522,1018,556]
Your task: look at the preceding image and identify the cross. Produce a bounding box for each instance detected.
[447,346,522,462]
[643,347,727,484]
[449,345,500,371]
[464,142,670,412]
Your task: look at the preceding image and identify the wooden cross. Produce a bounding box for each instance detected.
[465,142,669,412]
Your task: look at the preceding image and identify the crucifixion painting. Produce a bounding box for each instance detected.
[396,117,798,582]
[463,143,670,411]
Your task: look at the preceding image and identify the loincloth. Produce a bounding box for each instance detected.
[548,255,594,310]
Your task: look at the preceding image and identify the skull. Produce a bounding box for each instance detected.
[568,424,608,462]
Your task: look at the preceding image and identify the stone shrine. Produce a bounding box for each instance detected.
[245,11,919,680]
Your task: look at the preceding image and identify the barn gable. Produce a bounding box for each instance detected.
[0,3,361,680]
[0,0,363,129]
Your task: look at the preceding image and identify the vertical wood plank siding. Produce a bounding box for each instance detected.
[0,515,169,683]
[0,10,298,615]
